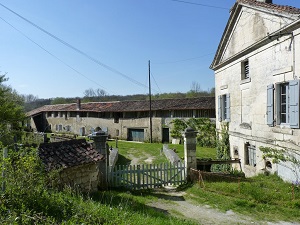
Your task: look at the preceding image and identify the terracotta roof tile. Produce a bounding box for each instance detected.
[238,0,300,14]
[38,139,104,171]
[27,97,215,117]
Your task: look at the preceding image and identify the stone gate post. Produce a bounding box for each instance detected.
[90,131,108,188]
[183,127,197,181]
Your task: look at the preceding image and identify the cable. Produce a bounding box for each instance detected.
[169,0,229,10]
[151,72,162,94]
[0,16,111,95]
[0,3,155,92]
[152,53,214,64]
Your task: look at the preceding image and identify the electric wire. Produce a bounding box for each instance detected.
[0,16,111,95]
[0,3,154,92]
[152,53,214,64]
[169,0,230,10]
[151,72,162,94]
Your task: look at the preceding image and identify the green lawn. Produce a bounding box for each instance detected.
[107,140,216,165]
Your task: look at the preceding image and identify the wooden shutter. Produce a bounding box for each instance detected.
[289,80,299,128]
[218,95,222,121]
[225,94,230,121]
[267,84,274,127]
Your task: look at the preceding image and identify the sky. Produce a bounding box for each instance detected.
[1,0,300,99]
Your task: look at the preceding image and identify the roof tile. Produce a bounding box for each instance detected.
[27,97,215,117]
[39,139,104,170]
[238,0,300,14]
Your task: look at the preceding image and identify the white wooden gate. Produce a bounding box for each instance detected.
[109,162,186,190]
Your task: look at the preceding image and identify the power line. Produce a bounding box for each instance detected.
[152,53,214,64]
[0,2,154,92]
[151,72,162,94]
[169,0,229,10]
[0,16,111,95]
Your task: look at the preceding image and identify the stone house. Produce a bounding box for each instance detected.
[39,139,105,192]
[27,97,215,143]
[210,0,300,181]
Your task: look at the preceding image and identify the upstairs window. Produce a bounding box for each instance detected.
[241,60,249,80]
[267,80,299,128]
[218,94,230,122]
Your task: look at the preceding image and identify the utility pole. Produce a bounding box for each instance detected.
[149,60,153,143]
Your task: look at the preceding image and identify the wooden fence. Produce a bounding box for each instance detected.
[109,162,186,190]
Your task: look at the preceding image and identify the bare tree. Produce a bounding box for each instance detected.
[190,81,202,93]
[22,94,38,103]
[95,88,107,97]
[83,88,96,97]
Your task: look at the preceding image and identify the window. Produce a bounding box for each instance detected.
[267,80,299,128]
[218,94,230,121]
[245,143,256,167]
[241,60,249,80]
[65,125,71,132]
[114,112,121,123]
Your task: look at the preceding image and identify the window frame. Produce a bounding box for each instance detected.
[267,80,299,128]
[245,143,256,167]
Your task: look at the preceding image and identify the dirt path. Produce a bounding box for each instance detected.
[146,189,300,225]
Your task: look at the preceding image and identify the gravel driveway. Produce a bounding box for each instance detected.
[146,189,300,225]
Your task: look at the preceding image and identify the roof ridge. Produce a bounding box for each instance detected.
[238,0,300,14]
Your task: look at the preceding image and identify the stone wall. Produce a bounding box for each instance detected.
[59,163,102,192]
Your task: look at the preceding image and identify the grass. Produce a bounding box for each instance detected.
[108,141,300,223]
[183,174,300,222]
[107,140,216,165]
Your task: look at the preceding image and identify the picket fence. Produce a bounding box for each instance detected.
[109,162,186,190]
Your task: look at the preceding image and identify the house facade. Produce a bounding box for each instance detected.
[27,97,215,143]
[211,0,300,182]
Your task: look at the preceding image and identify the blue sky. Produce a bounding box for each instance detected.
[1,0,300,99]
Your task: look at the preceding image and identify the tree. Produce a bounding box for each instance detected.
[83,88,96,98]
[22,94,38,103]
[83,88,107,98]
[51,97,68,105]
[0,74,25,146]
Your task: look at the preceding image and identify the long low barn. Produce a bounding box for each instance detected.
[27,97,215,143]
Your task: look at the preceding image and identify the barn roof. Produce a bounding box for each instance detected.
[27,97,215,117]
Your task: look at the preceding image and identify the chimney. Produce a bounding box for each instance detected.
[76,98,81,110]
[256,0,272,3]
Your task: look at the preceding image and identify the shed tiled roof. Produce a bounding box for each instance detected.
[238,0,300,14]
[27,97,215,117]
[39,139,104,171]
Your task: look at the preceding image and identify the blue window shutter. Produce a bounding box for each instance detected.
[218,95,222,121]
[226,94,230,121]
[289,80,299,128]
[267,84,274,127]
[275,83,282,125]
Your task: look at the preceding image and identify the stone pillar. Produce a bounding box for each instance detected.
[90,131,108,189]
[183,127,197,181]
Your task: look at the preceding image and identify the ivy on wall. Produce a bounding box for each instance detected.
[212,122,231,172]
[260,146,300,182]
[170,118,216,148]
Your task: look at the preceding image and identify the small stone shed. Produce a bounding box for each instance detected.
[39,139,105,192]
